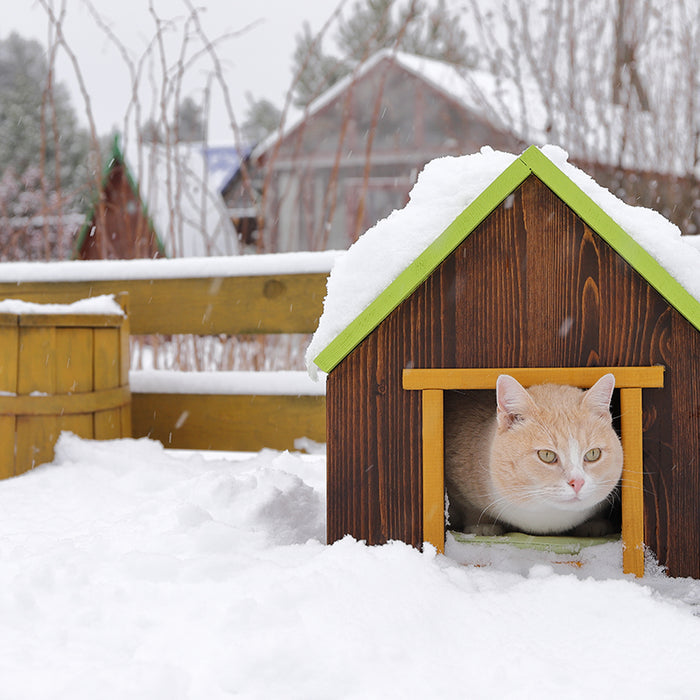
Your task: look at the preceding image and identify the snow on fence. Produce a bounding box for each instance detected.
[0,252,339,452]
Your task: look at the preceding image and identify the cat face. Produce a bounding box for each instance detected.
[488,374,623,524]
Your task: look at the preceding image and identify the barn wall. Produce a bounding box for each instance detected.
[326,174,700,578]
[249,59,522,252]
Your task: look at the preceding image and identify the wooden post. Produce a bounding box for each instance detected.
[422,389,445,553]
[0,309,131,478]
[405,366,663,574]
[620,387,645,577]
[0,316,18,479]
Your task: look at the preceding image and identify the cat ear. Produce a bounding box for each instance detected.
[496,374,534,428]
[583,373,616,415]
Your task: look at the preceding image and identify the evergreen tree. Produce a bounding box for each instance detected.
[176,96,206,142]
[139,118,163,144]
[241,94,282,144]
[139,98,205,144]
[0,32,91,209]
[292,22,350,109]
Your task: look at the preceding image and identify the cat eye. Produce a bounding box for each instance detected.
[537,450,558,464]
[584,448,602,462]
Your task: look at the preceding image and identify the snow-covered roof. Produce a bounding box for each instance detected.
[122,139,239,258]
[202,144,253,193]
[307,145,700,377]
[254,49,531,159]
[385,51,548,142]
[259,48,693,177]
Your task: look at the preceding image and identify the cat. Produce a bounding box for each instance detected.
[444,374,623,536]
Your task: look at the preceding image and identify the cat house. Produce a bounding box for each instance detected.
[308,145,700,580]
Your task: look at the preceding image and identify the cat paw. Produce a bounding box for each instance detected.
[462,523,506,536]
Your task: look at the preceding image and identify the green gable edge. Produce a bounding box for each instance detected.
[313,158,531,373]
[314,145,700,374]
[519,146,700,330]
[74,134,166,258]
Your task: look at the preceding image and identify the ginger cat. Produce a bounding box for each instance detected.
[444,374,623,535]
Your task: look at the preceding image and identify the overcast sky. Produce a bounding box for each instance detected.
[2,0,341,142]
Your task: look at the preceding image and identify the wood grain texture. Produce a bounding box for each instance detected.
[406,367,657,575]
[132,393,326,452]
[404,366,664,390]
[421,389,445,552]
[667,313,700,576]
[94,327,121,439]
[0,313,131,478]
[620,387,645,576]
[55,327,93,438]
[16,326,58,474]
[327,174,700,577]
[0,323,18,478]
[0,273,328,335]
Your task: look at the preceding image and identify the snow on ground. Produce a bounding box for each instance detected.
[1,433,700,699]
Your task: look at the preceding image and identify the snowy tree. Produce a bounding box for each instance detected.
[0,33,91,259]
[175,96,206,142]
[0,33,90,209]
[241,94,282,144]
[139,118,163,144]
[291,0,477,107]
[139,98,205,143]
[463,0,700,234]
[292,22,350,109]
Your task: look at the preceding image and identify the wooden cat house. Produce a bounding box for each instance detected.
[309,146,700,580]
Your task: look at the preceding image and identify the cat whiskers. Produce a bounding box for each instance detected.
[482,485,557,525]
[618,475,656,499]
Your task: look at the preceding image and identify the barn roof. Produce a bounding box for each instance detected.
[252,49,528,162]
[255,48,688,176]
[308,145,700,376]
[75,136,165,259]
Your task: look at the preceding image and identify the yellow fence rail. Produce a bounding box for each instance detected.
[0,259,331,452]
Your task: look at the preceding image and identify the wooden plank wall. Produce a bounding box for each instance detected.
[0,274,328,335]
[327,175,700,579]
[0,272,329,453]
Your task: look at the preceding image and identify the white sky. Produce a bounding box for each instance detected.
[2,0,343,143]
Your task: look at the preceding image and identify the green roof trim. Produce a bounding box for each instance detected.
[520,145,700,333]
[313,157,531,373]
[314,145,700,374]
[74,134,166,258]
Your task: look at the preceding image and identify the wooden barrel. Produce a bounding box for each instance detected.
[0,296,131,478]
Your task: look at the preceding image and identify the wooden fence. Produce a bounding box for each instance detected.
[0,258,331,452]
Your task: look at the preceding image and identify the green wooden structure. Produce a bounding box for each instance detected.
[314,146,700,579]
[75,136,165,260]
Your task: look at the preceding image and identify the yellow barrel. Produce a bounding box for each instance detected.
[0,295,131,478]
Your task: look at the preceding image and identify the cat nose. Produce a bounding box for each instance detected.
[568,478,585,494]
